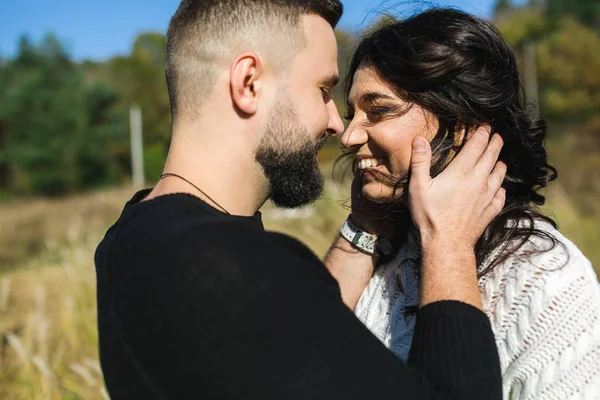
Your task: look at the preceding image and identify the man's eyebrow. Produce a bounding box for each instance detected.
[320,73,339,88]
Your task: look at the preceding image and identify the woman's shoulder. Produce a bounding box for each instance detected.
[480,222,599,360]
[479,219,597,295]
[479,220,600,397]
[478,218,599,341]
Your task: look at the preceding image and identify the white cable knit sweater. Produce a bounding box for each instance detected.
[354,221,600,399]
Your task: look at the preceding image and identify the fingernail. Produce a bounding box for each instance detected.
[413,137,426,152]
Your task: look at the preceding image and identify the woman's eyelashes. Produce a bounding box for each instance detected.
[366,106,393,122]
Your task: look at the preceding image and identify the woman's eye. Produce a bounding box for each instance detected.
[366,107,387,122]
[343,112,355,121]
[367,105,396,122]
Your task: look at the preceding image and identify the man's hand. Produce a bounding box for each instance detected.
[408,127,506,249]
[408,127,507,309]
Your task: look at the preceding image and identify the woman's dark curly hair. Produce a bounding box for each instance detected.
[343,8,560,276]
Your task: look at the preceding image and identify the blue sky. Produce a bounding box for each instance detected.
[1,0,516,61]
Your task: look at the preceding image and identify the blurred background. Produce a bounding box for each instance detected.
[0,0,598,398]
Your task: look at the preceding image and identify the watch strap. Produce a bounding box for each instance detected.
[340,215,378,254]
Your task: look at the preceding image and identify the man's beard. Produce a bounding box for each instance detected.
[255,92,328,209]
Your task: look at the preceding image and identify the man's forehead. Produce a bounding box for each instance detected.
[301,14,338,53]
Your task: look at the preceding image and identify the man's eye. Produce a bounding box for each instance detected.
[321,88,332,102]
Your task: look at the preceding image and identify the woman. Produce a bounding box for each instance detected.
[331,9,600,399]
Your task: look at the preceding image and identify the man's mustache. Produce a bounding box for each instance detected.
[315,133,330,151]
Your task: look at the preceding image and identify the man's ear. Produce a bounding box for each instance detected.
[230,52,262,115]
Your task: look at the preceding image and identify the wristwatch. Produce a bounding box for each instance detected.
[340,215,397,256]
[340,215,378,254]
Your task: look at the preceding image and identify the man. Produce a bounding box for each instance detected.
[95,1,505,399]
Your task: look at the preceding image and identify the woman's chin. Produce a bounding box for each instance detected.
[362,182,393,202]
[361,182,406,204]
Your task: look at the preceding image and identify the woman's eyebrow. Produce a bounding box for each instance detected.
[347,91,396,108]
[360,91,395,103]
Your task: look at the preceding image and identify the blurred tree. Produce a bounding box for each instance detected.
[546,0,600,30]
[315,29,356,160]
[363,15,398,37]
[105,32,171,180]
[495,6,548,45]
[494,4,600,121]
[333,30,355,109]
[537,18,600,120]
[495,0,514,15]
[0,35,126,196]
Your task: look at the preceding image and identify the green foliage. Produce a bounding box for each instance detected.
[494,4,600,121]
[495,7,549,45]
[494,0,513,15]
[144,143,168,182]
[0,31,173,197]
[546,0,600,29]
[537,18,600,119]
[0,35,127,196]
[105,33,171,149]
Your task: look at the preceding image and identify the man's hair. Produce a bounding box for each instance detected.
[166,0,343,121]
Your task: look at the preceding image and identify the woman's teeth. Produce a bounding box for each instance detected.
[358,158,384,170]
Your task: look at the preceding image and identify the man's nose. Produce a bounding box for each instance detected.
[326,101,344,137]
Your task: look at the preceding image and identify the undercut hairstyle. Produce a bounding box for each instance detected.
[166,0,343,121]
[342,8,561,277]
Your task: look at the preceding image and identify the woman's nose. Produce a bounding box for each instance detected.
[341,123,368,149]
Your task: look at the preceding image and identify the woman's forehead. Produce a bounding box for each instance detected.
[349,65,400,103]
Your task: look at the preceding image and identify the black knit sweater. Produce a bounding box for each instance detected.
[95,190,502,400]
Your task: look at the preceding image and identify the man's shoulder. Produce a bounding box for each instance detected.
[174,222,330,280]
[102,201,331,280]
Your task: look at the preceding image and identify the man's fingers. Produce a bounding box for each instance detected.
[450,126,491,172]
[487,161,507,192]
[409,137,432,187]
[486,187,506,220]
[477,134,504,176]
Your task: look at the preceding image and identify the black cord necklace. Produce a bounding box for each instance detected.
[159,172,231,215]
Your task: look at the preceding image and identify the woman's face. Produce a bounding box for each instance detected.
[342,63,439,202]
